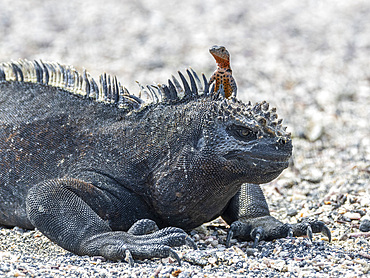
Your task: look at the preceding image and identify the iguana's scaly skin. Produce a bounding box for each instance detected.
[0,55,330,265]
[209,45,237,98]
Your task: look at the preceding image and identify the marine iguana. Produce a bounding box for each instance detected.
[0,56,330,265]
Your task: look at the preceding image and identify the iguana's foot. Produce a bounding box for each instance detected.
[225,216,331,248]
[81,223,196,266]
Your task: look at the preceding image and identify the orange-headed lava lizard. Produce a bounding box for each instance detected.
[209,45,237,98]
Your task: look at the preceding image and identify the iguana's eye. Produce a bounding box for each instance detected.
[240,129,250,137]
[227,125,257,141]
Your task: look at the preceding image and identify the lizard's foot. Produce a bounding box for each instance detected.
[81,226,197,266]
[226,215,331,248]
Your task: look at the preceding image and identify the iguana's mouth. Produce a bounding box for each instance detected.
[223,150,290,177]
[223,150,290,163]
[223,151,290,184]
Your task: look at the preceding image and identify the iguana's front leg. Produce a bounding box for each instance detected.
[222,183,331,247]
[26,178,195,265]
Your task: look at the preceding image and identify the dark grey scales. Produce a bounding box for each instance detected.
[0,59,330,265]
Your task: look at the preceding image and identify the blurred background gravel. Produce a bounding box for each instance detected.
[0,0,369,277]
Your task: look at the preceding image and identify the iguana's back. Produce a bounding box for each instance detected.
[0,80,131,227]
[0,65,233,230]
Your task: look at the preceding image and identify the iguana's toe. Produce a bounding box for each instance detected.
[124,249,134,267]
[127,219,159,235]
[135,228,194,248]
[185,235,198,250]
[307,225,313,242]
[250,226,265,248]
[226,220,251,248]
[291,219,331,242]
[168,248,182,266]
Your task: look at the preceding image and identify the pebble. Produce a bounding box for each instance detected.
[305,119,324,142]
[359,220,370,232]
[287,208,298,217]
[344,212,362,220]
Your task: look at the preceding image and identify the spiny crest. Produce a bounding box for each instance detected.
[0,59,289,140]
[0,59,144,110]
[0,59,213,110]
[214,97,291,140]
[137,68,213,104]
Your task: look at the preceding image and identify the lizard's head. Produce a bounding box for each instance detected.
[209,45,230,64]
[200,97,292,184]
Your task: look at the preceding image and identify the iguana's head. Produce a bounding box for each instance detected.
[197,97,292,184]
[147,93,292,227]
[138,69,292,186]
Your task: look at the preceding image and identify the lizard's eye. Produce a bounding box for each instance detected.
[227,125,257,141]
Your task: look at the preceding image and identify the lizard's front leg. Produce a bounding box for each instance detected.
[26,178,195,265]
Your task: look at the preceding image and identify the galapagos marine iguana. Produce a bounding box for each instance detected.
[0,52,330,265]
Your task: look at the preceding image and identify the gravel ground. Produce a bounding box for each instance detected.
[0,0,369,277]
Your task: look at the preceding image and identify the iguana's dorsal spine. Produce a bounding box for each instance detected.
[0,59,141,108]
[0,60,212,111]
[0,59,289,140]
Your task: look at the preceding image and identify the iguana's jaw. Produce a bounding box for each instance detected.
[224,152,289,168]
[222,138,292,184]
[224,155,289,183]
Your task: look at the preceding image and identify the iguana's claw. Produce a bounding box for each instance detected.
[226,229,233,248]
[306,224,313,242]
[168,248,182,266]
[252,227,263,248]
[292,220,331,242]
[287,226,293,238]
[321,223,332,242]
[252,227,264,248]
[185,235,198,250]
[226,221,248,248]
[125,249,134,267]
